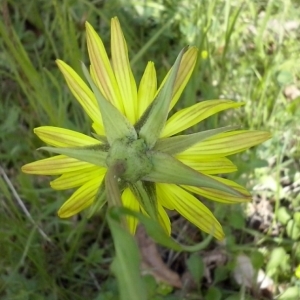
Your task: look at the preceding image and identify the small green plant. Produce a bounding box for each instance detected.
[21,17,269,298]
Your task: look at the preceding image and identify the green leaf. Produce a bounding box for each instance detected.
[107,210,147,300]
[129,181,157,221]
[250,251,264,270]
[144,151,243,196]
[81,63,137,144]
[186,253,204,282]
[228,211,245,229]
[205,287,222,300]
[286,219,300,240]
[154,126,238,154]
[266,247,288,277]
[278,286,300,300]
[39,145,108,167]
[111,207,213,251]
[214,266,229,284]
[294,212,300,226]
[137,48,186,148]
[277,207,292,225]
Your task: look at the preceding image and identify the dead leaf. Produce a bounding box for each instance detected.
[232,254,274,299]
[202,250,227,284]
[284,85,300,101]
[136,226,182,288]
[233,254,255,288]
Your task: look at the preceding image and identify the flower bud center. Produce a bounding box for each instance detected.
[106,137,153,183]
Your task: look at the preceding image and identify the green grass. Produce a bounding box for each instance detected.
[1,0,300,299]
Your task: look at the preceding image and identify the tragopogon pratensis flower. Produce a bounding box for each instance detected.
[22,17,271,240]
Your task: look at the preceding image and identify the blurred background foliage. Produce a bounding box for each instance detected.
[1,0,300,299]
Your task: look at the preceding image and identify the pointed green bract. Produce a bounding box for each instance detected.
[144,151,243,196]
[105,169,122,206]
[82,63,137,144]
[91,133,108,143]
[105,165,124,208]
[39,145,108,167]
[138,48,186,148]
[129,181,157,221]
[154,126,239,154]
[111,207,213,252]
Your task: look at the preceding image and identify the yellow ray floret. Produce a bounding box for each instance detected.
[161,100,242,137]
[56,60,103,132]
[177,156,237,174]
[50,166,106,190]
[111,17,138,123]
[85,22,124,114]
[178,130,271,158]
[157,183,224,240]
[22,155,93,175]
[122,188,140,234]
[137,61,157,118]
[183,175,251,204]
[155,47,198,111]
[34,126,100,147]
[58,176,105,218]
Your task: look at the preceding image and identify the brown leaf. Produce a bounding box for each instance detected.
[284,85,300,101]
[136,226,182,288]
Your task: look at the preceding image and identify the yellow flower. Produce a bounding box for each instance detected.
[22,17,271,240]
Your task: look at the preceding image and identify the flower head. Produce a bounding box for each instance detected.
[22,17,271,240]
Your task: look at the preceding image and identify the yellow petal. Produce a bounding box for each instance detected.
[137,61,157,118]
[56,60,104,133]
[157,203,171,235]
[157,183,224,240]
[90,63,108,106]
[183,175,251,204]
[50,166,106,190]
[176,156,237,174]
[156,47,198,112]
[161,100,243,137]
[178,130,272,158]
[58,177,103,218]
[170,46,198,110]
[22,155,93,175]
[89,63,124,133]
[111,17,137,123]
[34,126,100,148]
[85,22,124,113]
[92,122,105,136]
[122,188,140,234]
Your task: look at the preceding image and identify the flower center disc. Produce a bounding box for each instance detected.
[106,137,153,183]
